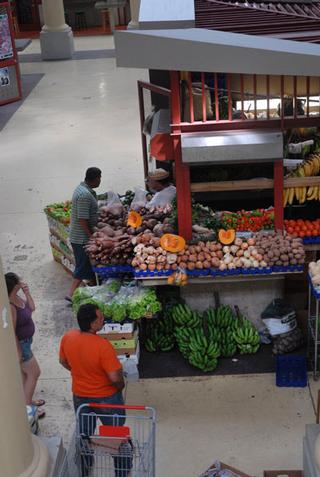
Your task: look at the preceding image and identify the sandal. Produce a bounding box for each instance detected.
[32,399,46,407]
[37,408,46,419]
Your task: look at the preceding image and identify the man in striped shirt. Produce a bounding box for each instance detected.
[67,167,101,300]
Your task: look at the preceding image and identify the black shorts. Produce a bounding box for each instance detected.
[71,243,95,280]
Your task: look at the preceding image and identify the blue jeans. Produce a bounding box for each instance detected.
[19,337,33,362]
[73,392,132,477]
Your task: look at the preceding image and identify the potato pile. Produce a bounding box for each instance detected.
[132,241,175,272]
[131,232,305,272]
[177,242,223,271]
[217,237,268,271]
[253,232,305,267]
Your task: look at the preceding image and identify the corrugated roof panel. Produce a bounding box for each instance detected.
[195,0,320,42]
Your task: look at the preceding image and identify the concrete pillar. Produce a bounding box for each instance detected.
[128,0,140,29]
[40,0,74,60]
[0,257,50,477]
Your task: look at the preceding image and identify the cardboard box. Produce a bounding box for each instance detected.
[118,341,140,363]
[110,330,138,350]
[97,331,135,341]
[204,462,251,477]
[100,322,135,334]
[264,471,303,477]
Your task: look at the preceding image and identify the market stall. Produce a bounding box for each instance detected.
[43,184,310,378]
[40,7,320,378]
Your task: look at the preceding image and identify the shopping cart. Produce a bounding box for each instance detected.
[75,403,156,477]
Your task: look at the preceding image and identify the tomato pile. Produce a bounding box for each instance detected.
[284,219,320,238]
[221,209,274,232]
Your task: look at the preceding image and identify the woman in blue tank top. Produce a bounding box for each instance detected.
[5,272,45,418]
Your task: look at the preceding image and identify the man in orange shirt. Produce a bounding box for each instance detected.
[59,303,131,476]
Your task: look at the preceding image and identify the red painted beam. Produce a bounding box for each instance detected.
[170,71,193,241]
[274,161,284,232]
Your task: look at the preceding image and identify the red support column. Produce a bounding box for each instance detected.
[137,81,148,180]
[274,160,284,232]
[170,71,193,240]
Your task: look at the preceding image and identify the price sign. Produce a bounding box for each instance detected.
[0,67,9,87]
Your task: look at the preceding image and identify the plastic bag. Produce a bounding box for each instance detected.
[167,268,188,286]
[261,299,297,336]
[109,285,135,322]
[72,282,120,314]
[142,109,156,136]
[130,187,148,211]
[123,359,139,382]
[105,191,124,216]
[146,185,176,209]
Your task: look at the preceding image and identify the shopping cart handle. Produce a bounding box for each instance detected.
[88,403,147,411]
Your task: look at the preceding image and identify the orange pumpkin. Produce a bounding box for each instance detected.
[160,234,186,253]
[127,211,142,228]
[218,229,236,245]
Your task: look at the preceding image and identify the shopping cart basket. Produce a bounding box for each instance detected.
[75,403,156,477]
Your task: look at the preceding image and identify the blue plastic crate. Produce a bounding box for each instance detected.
[276,355,307,387]
[303,236,320,245]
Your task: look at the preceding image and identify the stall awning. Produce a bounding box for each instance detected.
[115,27,320,75]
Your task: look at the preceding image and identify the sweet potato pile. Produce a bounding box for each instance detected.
[86,205,174,265]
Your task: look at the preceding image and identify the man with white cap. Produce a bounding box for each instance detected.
[145,168,176,208]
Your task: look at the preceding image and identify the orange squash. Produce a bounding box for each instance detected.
[218,229,236,245]
[127,211,142,228]
[160,234,185,253]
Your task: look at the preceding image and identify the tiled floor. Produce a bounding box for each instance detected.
[0,36,318,477]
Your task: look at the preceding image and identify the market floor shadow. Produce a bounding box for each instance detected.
[139,344,307,378]
[0,73,44,131]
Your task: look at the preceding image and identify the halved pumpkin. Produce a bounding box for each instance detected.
[218,229,236,245]
[127,211,142,228]
[160,233,186,253]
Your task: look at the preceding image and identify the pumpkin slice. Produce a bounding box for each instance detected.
[160,233,186,253]
[218,229,236,245]
[127,211,142,228]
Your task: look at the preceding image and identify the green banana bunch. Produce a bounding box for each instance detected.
[145,333,175,352]
[220,341,237,358]
[205,305,237,329]
[218,329,237,358]
[208,326,222,344]
[232,325,260,355]
[172,304,202,328]
[188,352,218,372]
[145,317,176,353]
[175,324,221,368]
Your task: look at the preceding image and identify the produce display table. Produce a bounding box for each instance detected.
[137,272,297,287]
[44,205,74,276]
[307,276,320,380]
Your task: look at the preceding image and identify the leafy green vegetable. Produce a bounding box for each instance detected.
[71,283,161,323]
[127,288,161,320]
